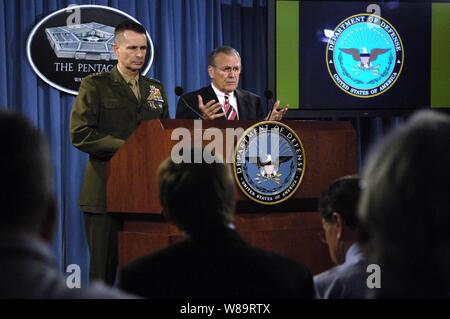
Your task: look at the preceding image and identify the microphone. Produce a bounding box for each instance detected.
[175,86,204,119]
[264,90,275,120]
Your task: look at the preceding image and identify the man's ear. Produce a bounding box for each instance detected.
[39,195,57,243]
[113,43,120,58]
[207,65,214,79]
[332,212,344,240]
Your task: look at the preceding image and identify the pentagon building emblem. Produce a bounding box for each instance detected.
[326,14,404,98]
[45,22,116,61]
[27,5,153,95]
[233,122,306,205]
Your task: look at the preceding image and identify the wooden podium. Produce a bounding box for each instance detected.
[107,119,356,274]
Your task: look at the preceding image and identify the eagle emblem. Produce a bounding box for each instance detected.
[339,47,390,75]
[247,154,292,184]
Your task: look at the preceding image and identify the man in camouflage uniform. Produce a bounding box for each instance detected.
[70,20,168,284]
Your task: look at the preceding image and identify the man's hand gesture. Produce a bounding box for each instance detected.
[198,95,225,120]
[266,100,288,121]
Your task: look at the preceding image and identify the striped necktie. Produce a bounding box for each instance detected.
[224,93,237,120]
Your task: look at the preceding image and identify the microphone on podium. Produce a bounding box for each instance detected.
[264,90,275,121]
[175,86,204,119]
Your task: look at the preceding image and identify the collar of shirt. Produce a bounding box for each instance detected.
[211,83,239,119]
[117,64,140,86]
[344,242,367,265]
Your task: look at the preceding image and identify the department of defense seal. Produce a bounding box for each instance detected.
[233,121,306,205]
[326,13,404,98]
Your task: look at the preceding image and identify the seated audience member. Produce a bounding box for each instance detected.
[358,110,450,298]
[119,151,313,299]
[175,45,288,121]
[314,175,369,299]
[0,111,132,299]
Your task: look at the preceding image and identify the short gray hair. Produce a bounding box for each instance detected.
[208,46,241,67]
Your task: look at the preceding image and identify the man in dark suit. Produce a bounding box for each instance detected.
[176,46,287,121]
[0,111,132,298]
[314,175,369,299]
[70,20,169,284]
[119,151,313,299]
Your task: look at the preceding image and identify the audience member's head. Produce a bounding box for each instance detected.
[0,112,134,299]
[0,111,55,241]
[318,175,361,264]
[359,110,450,298]
[158,151,235,239]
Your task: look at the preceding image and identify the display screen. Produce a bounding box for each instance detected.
[269,1,450,116]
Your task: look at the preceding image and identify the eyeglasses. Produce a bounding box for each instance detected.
[213,65,241,74]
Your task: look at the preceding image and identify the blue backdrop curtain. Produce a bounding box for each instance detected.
[0,0,401,286]
[0,0,268,285]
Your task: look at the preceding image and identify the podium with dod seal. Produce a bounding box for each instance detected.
[107,119,356,275]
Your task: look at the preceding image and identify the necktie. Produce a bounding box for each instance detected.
[129,80,140,101]
[224,93,237,120]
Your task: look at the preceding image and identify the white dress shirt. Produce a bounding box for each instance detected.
[211,83,239,119]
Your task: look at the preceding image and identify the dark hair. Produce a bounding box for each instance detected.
[158,153,235,238]
[318,175,361,230]
[0,111,52,234]
[115,20,146,39]
[359,110,450,298]
[208,46,241,67]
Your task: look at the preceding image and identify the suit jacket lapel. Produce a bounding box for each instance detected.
[235,89,248,120]
[204,85,219,104]
[110,66,139,104]
[204,85,227,120]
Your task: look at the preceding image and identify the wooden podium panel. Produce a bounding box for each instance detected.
[107,119,356,274]
[118,212,333,275]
